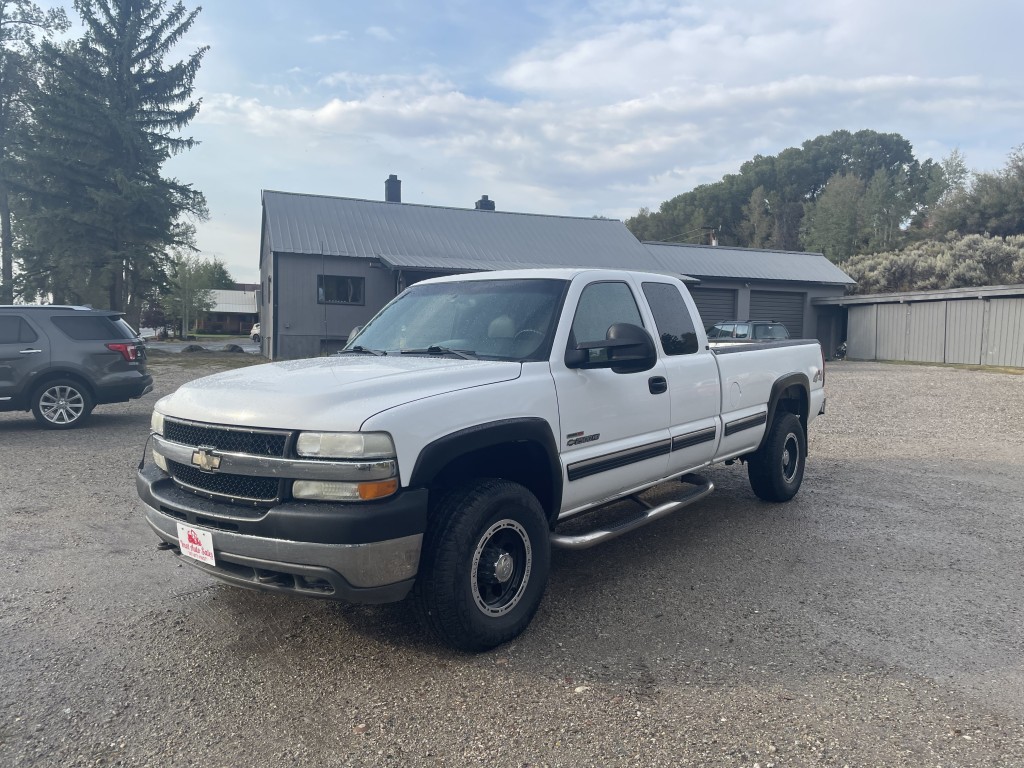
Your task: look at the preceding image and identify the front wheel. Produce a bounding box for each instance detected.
[747,412,806,502]
[31,379,94,429]
[414,478,550,652]
[251,334,261,344]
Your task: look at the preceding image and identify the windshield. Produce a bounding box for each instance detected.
[346,278,568,361]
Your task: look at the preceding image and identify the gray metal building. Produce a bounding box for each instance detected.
[814,284,1024,367]
[259,183,855,360]
[642,242,854,353]
[259,188,678,359]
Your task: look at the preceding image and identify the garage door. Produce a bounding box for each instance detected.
[749,290,805,338]
[689,288,737,330]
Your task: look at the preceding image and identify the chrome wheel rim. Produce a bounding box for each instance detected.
[471,519,532,617]
[781,432,800,483]
[39,386,85,425]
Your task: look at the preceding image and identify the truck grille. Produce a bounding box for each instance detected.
[162,418,291,505]
[164,418,288,457]
[167,460,282,504]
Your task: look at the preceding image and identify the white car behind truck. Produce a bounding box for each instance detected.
[139,268,826,650]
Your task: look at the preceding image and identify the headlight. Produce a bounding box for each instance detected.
[150,410,165,435]
[296,431,395,459]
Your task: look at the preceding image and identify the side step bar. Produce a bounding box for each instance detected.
[550,474,714,550]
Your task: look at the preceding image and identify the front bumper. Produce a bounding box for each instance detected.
[137,464,427,603]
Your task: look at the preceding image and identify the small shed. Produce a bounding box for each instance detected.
[194,289,259,335]
[814,284,1024,367]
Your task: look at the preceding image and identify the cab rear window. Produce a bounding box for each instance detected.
[50,315,136,340]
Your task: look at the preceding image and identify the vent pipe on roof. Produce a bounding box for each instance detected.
[385,174,401,203]
[475,195,495,211]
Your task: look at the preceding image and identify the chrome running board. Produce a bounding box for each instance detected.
[550,474,714,550]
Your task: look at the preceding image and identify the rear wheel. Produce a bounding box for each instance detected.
[414,478,550,652]
[31,379,94,429]
[747,412,806,502]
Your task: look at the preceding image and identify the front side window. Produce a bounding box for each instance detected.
[569,281,644,364]
[642,282,698,355]
[318,275,365,305]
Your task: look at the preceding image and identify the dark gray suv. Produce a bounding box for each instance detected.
[0,305,153,429]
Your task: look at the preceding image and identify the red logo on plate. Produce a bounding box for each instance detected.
[187,529,202,546]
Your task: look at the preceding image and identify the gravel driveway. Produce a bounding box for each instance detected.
[1,358,1022,767]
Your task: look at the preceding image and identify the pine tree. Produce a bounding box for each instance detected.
[0,0,68,303]
[18,0,207,323]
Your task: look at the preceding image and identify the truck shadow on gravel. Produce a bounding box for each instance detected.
[201,468,790,664]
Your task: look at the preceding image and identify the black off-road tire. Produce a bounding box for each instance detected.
[747,412,806,502]
[413,478,551,652]
[31,378,94,430]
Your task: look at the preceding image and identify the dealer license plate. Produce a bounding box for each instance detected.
[176,523,216,566]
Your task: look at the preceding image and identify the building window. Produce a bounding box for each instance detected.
[317,275,365,305]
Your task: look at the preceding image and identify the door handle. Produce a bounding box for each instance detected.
[648,376,667,394]
[19,349,43,354]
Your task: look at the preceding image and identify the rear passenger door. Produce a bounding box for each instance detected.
[0,314,50,404]
[640,281,721,476]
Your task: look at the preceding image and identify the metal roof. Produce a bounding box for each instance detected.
[210,289,258,314]
[262,190,663,272]
[814,283,1024,305]
[643,241,855,285]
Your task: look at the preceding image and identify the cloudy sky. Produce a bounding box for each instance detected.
[132,0,1024,282]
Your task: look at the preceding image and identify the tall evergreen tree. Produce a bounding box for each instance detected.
[0,0,68,303]
[18,0,207,324]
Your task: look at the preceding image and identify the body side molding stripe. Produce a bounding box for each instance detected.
[724,412,767,437]
[671,426,718,451]
[567,439,671,482]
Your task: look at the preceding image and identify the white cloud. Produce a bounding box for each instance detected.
[307,30,350,44]
[366,26,395,42]
[178,0,1024,281]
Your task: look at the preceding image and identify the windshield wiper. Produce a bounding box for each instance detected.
[400,346,477,360]
[339,346,386,356]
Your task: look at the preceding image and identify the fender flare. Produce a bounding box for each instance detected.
[409,417,563,521]
[757,373,810,452]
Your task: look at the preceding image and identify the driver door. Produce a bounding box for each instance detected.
[551,278,670,517]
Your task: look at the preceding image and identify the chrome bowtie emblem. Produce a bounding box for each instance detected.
[191,446,222,472]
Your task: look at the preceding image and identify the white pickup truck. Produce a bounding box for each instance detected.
[139,268,826,650]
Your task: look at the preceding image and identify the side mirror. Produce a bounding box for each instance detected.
[565,323,657,373]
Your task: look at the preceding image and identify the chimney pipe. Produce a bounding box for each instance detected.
[475,195,495,211]
[385,174,401,203]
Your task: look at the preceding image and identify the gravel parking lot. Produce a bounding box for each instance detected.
[1,357,1023,767]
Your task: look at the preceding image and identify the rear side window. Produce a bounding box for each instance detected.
[642,282,699,355]
[50,315,134,340]
[0,316,39,343]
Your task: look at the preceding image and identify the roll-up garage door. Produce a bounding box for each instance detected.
[689,288,737,330]
[749,290,805,338]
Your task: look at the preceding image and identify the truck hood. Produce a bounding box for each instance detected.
[154,355,523,431]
